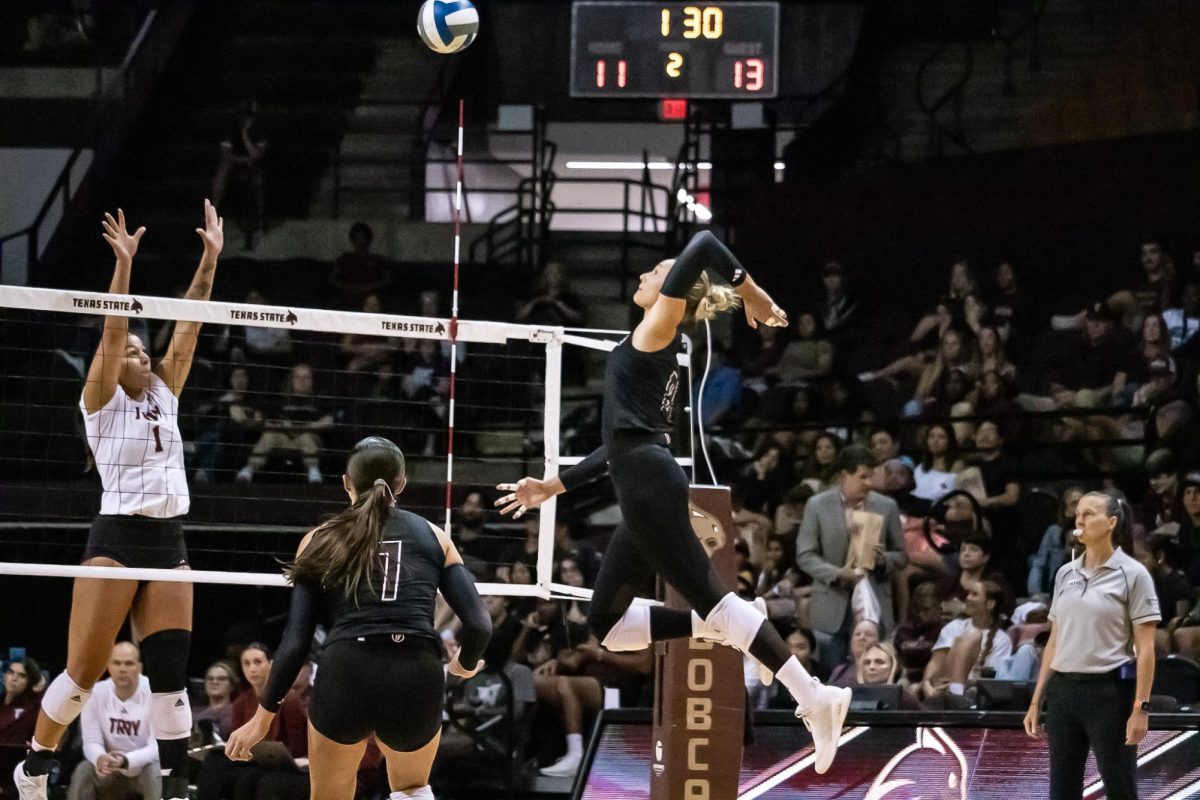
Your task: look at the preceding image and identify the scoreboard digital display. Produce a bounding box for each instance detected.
[570,2,780,99]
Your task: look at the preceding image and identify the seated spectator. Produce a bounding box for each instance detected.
[232,289,292,371]
[868,426,902,468]
[692,342,743,428]
[69,643,159,800]
[817,260,862,349]
[236,364,333,484]
[987,260,1038,360]
[767,630,819,707]
[1027,486,1085,597]
[893,581,944,686]
[755,534,807,625]
[1134,535,1195,653]
[921,580,1012,701]
[799,432,842,493]
[910,329,979,416]
[977,324,1017,383]
[909,260,978,347]
[198,644,310,800]
[912,423,965,502]
[1109,238,1177,324]
[514,261,585,327]
[773,483,814,538]
[1162,281,1200,351]
[496,516,539,584]
[855,643,923,709]
[0,657,43,799]
[771,311,835,385]
[739,325,786,392]
[192,366,264,484]
[739,443,791,515]
[339,293,396,374]
[553,518,601,586]
[883,457,940,618]
[1040,302,1137,408]
[330,222,388,302]
[1177,471,1200,586]
[1139,449,1184,531]
[937,532,1008,611]
[452,491,504,577]
[960,421,1021,552]
[828,619,881,688]
[193,660,240,742]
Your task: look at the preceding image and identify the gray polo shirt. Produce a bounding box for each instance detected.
[1048,547,1160,673]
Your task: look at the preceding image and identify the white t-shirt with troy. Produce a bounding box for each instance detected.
[81,676,159,775]
[81,374,189,517]
[933,617,1013,679]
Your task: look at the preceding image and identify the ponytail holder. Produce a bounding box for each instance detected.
[373,478,396,505]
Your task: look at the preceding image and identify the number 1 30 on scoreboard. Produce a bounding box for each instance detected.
[570,2,780,99]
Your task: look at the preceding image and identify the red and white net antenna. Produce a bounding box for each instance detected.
[444,99,465,531]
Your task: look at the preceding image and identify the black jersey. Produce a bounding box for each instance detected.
[601,335,682,446]
[322,507,445,646]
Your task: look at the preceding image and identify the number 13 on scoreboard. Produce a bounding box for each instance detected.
[733,58,764,91]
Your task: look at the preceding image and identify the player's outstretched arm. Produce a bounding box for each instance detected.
[157,198,223,396]
[83,210,145,414]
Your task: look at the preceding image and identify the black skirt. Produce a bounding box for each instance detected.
[83,514,188,569]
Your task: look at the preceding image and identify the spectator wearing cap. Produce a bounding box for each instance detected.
[1041,302,1138,408]
[1137,448,1183,532]
[1132,356,1178,407]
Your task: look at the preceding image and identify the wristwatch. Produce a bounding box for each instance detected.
[1137,701,1152,713]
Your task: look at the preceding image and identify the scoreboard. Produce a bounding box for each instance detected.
[570,2,780,99]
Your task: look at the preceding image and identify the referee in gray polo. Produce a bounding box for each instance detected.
[1024,491,1159,799]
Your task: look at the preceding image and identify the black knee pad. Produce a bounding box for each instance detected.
[140,629,190,691]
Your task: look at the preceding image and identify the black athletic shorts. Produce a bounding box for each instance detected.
[309,636,445,751]
[83,514,188,569]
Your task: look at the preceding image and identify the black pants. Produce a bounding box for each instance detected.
[1045,671,1138,800]
[588,441,729,642]
[309,637,445,751]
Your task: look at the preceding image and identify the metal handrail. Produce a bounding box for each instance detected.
[0,3,195,283]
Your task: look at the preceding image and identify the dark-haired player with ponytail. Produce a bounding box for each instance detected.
[15,203,224,800]
[495,231,851,774]
[1025,491,1160,799]
[226,437,490,800]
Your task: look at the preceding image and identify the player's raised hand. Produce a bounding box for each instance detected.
[101,209,145,264]
[738,278,787,330]
[196,198,224,256]
[495,477,554,518]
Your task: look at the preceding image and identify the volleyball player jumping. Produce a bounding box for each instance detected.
[496,231,852,774]
[16,202,224,800]
[224,437,491,800]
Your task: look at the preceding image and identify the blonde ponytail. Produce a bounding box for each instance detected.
[683,272,742,328]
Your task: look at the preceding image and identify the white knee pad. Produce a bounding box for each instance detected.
[600,605,652,652]
[702,592,766,653]
[41,673,91,726]
[390,787,434,800]
[150,691,192,740]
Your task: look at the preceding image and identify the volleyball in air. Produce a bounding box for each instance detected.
[417,0,479,54]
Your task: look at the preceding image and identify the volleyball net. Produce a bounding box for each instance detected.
[0,284,653,601]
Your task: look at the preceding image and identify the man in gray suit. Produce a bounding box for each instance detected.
[797,444,906,675]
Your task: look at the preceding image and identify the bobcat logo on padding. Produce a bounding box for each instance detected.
[864,727,969,800]
[688,503,726,558]
[130,298,143,314]
[285,310,298,325]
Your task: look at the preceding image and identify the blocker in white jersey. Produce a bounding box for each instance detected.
[82,372,189,518]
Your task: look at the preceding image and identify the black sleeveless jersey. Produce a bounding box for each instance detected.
[601,334,682,446]
[322,507,445,646]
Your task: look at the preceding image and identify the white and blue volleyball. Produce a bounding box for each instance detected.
[417,0,479,54]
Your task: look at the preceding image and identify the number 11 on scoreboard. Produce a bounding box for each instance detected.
[595,58,629,89]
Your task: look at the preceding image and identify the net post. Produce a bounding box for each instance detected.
[536,329,564,598]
